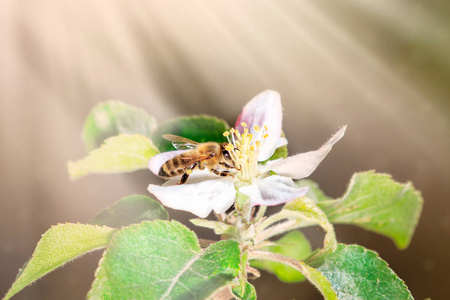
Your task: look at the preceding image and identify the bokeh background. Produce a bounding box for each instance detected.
[1,1,449,299]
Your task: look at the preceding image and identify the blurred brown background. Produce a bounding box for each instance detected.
[1,1,449,299]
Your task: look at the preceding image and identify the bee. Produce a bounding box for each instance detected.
[159,134,238,184]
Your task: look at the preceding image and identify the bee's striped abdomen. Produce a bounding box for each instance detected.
[158,152,195,178]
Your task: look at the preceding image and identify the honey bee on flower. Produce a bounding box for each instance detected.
[148,91,346,218]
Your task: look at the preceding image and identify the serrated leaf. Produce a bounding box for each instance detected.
[151,115,230,152]
[309,244,414,300]
[89,195,169,228]
[3,224,116,300]
[251,231,311,283]
[82,101,157,151]
[232,281,256,300]
[88,220,240,300]
[303,264,338,300]
[317,171,423,249]
[296,179,331,203]
[68,134,159,180]
[249,251,337,300]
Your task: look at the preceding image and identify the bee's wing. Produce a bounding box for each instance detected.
[180,154,211,164]
[163,134,199,150]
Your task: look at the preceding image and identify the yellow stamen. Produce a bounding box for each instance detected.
[220,124,270,182]
[235,130,242,140]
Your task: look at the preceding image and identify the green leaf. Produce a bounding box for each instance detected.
[249,251,337,300]
[309,244,414,300]
[68,134,159,180]
[88,220,241,300]
[151,115,230,152]
[232,281,257,300]
[296,179,331,203]
[318,171,423,249]
[303,264,338,300]
[82,101,157,151]
[89,195,169,228]
[3,224,116,300]
[251,231,312,283]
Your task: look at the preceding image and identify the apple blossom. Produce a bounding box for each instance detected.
[148,91,346,218]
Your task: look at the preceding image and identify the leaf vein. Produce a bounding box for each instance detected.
[160,251,203,300]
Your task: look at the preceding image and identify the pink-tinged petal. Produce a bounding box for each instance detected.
[236,90,283,161]
[148,150,186,176]
[148,178,236,218]
[262,126,347,179]
[238,175,308,206]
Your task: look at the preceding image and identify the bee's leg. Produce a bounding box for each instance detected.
[177,162,198,185]
[177,162,199,184]
[211,169,234,178]
[219,162,240,171]
[179,173,190,185]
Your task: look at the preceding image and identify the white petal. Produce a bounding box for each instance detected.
[274,137,288,150]
[239,175,308,206]
[148,178,236,218]
[148,150,186,176]
[162,168,226,186]
[236,90,283,161]
[262,126,346,179]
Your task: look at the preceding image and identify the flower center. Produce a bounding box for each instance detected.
[223,122,269,182]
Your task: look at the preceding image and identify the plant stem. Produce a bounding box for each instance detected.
[235,192,252,230]
[253,206,267,223]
